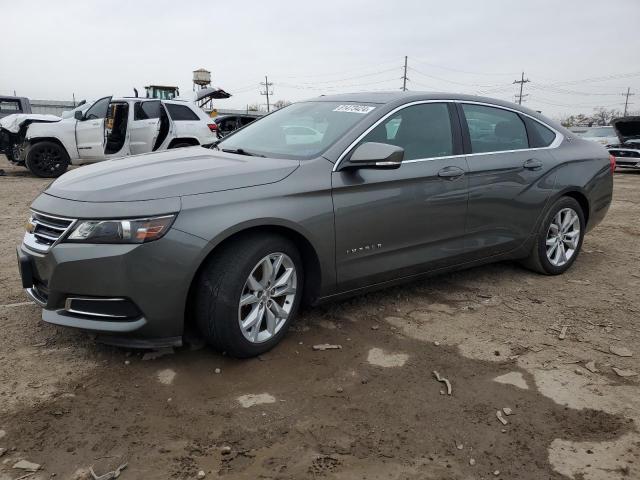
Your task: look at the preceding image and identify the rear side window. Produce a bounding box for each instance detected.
[165,103,200,121]
[524,117,557,147]
[0,99,21,113]
[462,104,528,153]
[359,103,454,160]
[134,101,162,120]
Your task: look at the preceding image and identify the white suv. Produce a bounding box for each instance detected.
[3,96,217,177]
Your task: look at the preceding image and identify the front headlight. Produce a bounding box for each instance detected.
[66,215,176,244]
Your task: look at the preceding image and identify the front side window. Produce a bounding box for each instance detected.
[84,97,111,120]
[462,104,528,153]
[165,103,200,121]
[359,103,454,160]
[218,101,378,159]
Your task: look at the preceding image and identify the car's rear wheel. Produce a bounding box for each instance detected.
[24,141,69,178]
[195,234,303,357]
[521,196,585,275]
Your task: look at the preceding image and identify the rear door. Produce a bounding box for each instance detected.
[130,101,162,154]
[458,102,558,258]
[75,96,111,158]
[164,102,203,142]
[332,101,469,291]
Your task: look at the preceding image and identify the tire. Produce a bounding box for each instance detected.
[521,196,585,275]
[195,233,304,358]
[24,141,69,178]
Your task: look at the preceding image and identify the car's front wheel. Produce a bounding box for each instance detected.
[195,233,303,357]
[24,141,69,178]
[522,196,585,275]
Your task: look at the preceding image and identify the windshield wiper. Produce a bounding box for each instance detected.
[221,147,265,157]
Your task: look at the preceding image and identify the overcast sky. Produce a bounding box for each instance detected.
[2,0,639,119]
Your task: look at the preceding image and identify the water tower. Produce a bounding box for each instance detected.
[193,68,211,91]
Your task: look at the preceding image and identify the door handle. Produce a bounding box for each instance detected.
[523,158,543,170]
[438,166,465,180]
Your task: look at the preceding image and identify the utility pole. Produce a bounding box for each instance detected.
[623,87,635,117]
[260,75,273,112]
[513,71,530,105]
[401,56,408,91]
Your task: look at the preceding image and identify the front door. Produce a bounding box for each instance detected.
[332,102,469,291]
[75,96,111,159]
[458,102,558,258]
[130,101,162,155]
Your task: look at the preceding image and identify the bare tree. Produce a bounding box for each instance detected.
[273,99,292,110]
[247,103,261,112]
[592,107,621,126]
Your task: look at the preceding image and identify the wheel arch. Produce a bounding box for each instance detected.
[561,189,590,226]
[167,137,200,148]
[183,222,323,330]
[25,137,71,160]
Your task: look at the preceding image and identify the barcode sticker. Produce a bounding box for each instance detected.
[333,104,376,114]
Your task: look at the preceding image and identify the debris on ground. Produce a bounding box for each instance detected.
[609,345,633,357]
[142,347,174,361]
[13,460,41,472]
[371,325,379,330]
[312,344,342,351]
[493,470,501,476]
[90,462,127,480]
[503,407,513,416]
[432,371,452,395]
[612,367,638,377]
[558,325,568,340]
[0,447,6,457]
[221,446,232,455]
[214,368,221,374]
[197,470,206,478]
[585,361,599,373]
[496,410,508,425]
[469,458,476,466]
[0,429,5,439]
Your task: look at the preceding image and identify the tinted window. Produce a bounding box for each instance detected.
[525,118,556,147]
[462,104,528,153]
[0,100,21,113]
[359,103,453,160]
[84,97,111,120]
[134,101,162,120]
[240,116,257,126]
[165,103,200,121]
[218,117,238,132]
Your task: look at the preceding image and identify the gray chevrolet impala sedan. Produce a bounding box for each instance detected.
[17,92,614,357]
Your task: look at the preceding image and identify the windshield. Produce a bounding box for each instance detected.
[216,101,378,159]
[580,127,615,138]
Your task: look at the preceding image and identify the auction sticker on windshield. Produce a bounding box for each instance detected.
[333,104,376,114]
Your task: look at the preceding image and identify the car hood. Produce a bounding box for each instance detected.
[611,116,640,144]
[0,113,61,133]
[45,147,300,202]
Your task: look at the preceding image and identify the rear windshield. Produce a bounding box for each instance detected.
[217,101,378,159]
[579,127,615,138]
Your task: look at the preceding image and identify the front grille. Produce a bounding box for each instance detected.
[23,211,76,253]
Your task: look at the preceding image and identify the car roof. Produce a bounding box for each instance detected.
[306,91,568,133]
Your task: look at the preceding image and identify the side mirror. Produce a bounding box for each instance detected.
[344,142,404,170]
[74,110,84,121]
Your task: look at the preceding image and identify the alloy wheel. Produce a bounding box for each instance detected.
[238,252,297,343]
[545,207,581,267]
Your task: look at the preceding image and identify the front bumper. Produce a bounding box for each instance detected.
[17,227,208,345]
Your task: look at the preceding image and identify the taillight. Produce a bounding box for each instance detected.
[207,123,217,132]
[609,154,616,173]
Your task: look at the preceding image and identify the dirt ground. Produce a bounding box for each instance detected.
[0,155,638,480]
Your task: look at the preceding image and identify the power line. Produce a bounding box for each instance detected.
[410,58,519,77]
[513,72,530,105]
[260,75,273,112]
